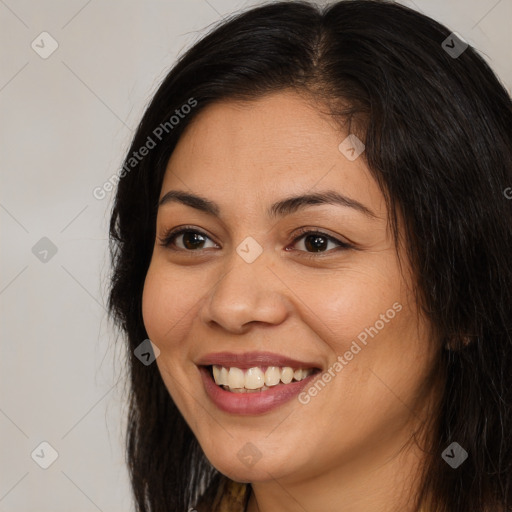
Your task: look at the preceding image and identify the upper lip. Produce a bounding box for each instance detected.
[195,351,322,370]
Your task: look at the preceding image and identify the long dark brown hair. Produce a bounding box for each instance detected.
[107,1,512,510]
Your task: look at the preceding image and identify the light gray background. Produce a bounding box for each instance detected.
[1,0,510,510]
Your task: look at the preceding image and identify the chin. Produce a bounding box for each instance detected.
[203,445,302,484]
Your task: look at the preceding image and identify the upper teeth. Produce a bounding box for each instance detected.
[212,365,314,391]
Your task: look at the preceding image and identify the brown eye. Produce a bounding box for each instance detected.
[298,233,331,252]
[159,227,217,251]
[290,229,352,255]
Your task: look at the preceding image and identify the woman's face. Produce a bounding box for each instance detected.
[142,90,440,485]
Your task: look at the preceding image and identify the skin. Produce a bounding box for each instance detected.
[142,90,443,512]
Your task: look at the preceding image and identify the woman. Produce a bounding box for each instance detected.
[107,1,512,511]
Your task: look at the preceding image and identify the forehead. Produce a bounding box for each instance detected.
[160,90,385,220]
[171,90,341,165]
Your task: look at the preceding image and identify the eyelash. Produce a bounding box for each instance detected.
[158,225,353,258]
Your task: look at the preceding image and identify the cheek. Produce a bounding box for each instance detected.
[141,263,193,344]
[141,267,166,341]
[141,243,208,326]
[141,264,200,413]
[294,261,424,414]
[298,263,405,349]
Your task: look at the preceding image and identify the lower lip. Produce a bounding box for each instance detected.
[199,366,318,415]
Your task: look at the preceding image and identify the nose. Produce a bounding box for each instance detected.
[199,249,291,334]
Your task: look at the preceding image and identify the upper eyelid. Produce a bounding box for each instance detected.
[158,226,218,246]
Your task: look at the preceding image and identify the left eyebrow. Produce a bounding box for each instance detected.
[158,189,377,219]
[267,190,377,219]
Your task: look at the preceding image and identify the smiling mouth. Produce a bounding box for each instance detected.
[206,364,321,393]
